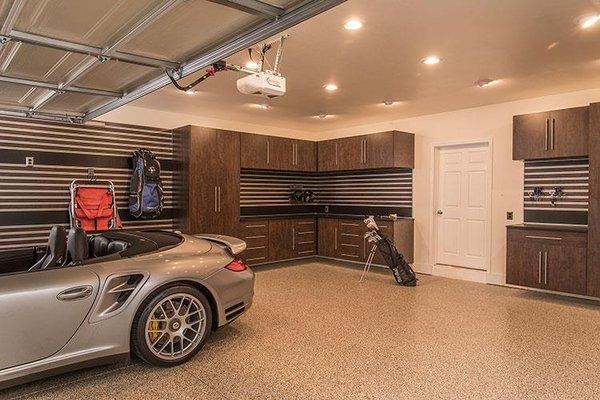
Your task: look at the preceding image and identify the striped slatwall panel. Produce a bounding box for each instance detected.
[240,168,412,215]
[0,116,177,252]
[524,157,588,226]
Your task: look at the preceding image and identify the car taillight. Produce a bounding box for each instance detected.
[225,258,247,272]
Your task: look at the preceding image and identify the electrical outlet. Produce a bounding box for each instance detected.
[25,157,34,167]
[506,211,514,220]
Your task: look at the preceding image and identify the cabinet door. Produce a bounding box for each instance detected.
[188,127,218,234]
[318,218,338,257]
[365,132,395,169]
[240,133,269,169]
[318,140,338,171]
[268,219,294,261]
[295,140,317,171]
[513,112,551,160]
[337,136,364,171]
[506,237,543,288]
[549,107,589,158]
[268,136,294,170]
[546,242,587,295]
[215,130,240,236]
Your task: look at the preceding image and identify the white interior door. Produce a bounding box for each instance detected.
[435,143,490,270]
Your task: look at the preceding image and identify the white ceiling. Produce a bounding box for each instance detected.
[129,0,600,132]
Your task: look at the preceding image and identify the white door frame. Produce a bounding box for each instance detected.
[428,138,493,282]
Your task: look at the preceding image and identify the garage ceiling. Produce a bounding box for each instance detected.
[128,0,600,132]
[0,0,345,122]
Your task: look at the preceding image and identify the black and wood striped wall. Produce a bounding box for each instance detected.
[240,168,412,217]
[0,116,177,256]
[524,157,588,225]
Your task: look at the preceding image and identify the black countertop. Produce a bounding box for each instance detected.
[507,223,587,233]
[240,213,414,221]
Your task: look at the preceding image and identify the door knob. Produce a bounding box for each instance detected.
[436,210,443,215]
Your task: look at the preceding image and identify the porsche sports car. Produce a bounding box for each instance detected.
[0,226,254,389]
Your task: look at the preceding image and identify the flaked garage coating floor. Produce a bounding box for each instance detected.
[3,260,600,400]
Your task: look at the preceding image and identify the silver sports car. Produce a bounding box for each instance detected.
[0,226,254,389]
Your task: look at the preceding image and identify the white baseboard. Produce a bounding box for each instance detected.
[412,262,432,275]
[486,272,506,286]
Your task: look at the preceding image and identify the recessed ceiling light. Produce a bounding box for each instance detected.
[316,113,329,119]
[256,103,270,109]
[245,61,259,70]
[184,89,196,95]
[581,14,600,29]
[475,78,495,88]
[324,83,338,92]
[344,19,363,30]
[421,55,441,65]
[383,100,396,106]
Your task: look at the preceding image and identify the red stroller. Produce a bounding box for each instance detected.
[69,179,121,232]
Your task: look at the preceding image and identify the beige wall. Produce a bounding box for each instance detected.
[322,87,600,283]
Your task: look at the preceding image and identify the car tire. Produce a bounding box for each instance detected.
[131,285,212,367]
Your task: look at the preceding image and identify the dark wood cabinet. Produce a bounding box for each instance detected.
[241,133,316,171]
[268,218,316,262]
[294,139,317,171]
[513,106,589,160]
[587,102,600,297]
[317,139,339,171]
[175,126,239,236]
[317,131,414,171]
[317,217,414,265]
[506,227,587,295]
[239,220,269,266]
[318,218,338,258]
[240,133,269,169]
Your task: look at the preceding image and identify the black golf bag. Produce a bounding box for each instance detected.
[364,216,417,286]
[374,234,418,286]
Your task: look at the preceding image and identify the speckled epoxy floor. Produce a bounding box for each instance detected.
[3,260,600,400]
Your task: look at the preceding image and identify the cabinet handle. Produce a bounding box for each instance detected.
[360,140,364,163]
[218,186,221,212]
[364,140,368,164]
[538,251,542,284]
[544,119,549,151]
[544,251,548,285]
[266,140,270,164]
[292,227,295,250]
[551,118,555,150]
[525,235,562,241]
[214,186,218,212]
[335,142,338,165]
[334,228,338,249]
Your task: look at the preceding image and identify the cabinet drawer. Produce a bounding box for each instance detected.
[242,247,268,265]
[338,219,363,234]
[295,242,316,256]
[508,228,586,247]
[240,220,269,237]
[338,243,361,260]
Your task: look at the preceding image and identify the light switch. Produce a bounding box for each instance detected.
[506,211,514,220]
[25,157,34,167]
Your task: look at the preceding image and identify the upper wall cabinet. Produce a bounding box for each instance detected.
[240,133,316,171]
[317,130,415,171]
[513,106,589,160]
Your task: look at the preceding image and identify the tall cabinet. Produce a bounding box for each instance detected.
[175,126,240,236]
[588,102,600,297]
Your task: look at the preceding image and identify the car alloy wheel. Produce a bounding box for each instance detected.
[144,292,207,361]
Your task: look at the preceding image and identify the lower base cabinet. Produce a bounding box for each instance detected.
[318,217,414,265]
[239,218,316,265]
[506,227,587,295]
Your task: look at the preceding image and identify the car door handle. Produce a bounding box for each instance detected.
[57,285,93,301]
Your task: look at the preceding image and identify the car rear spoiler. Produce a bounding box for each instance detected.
[194,234,246,255]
